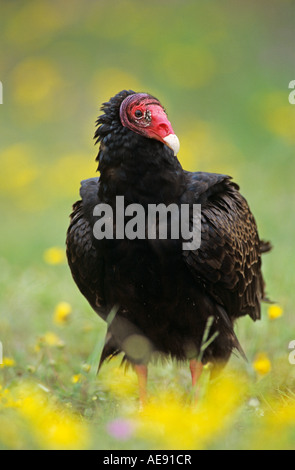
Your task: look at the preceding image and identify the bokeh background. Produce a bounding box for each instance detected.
[0,0,295,450]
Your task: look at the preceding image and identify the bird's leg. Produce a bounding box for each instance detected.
[134,364,148,409]
[189,359,203,400]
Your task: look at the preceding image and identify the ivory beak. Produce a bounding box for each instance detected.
[163,134,180,156]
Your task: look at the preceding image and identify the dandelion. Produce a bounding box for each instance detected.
[53,301,72,325]
[71,374,83,384]
[0,385,10,403]
[10,382,90,449]
[252,353,272,376]
[137,392,197,449]
[250,397,295,450]
[39,332,64,348]
[136,372,245,450]
[268,304,283,320]
[43,247,66,265]
[0,357,15,368]
[101,361,139,400]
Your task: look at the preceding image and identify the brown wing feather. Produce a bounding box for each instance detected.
[183,175,268,321]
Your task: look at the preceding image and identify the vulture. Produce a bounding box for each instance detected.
[66,90,271,404]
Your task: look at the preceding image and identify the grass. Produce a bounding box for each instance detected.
[0,186,294,450]
[1,0,295,451]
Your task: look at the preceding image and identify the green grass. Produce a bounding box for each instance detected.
[1,0,295,450]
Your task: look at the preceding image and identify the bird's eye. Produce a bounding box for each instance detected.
[134,109,143,118]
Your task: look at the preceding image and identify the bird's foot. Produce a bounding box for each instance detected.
[189,359,203,403]
[134,364,148,410]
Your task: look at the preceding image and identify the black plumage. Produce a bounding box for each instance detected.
[66,90,271,383]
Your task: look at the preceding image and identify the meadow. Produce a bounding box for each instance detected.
[0,0,295,450]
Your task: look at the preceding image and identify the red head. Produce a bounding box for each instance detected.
[119,93,180,156]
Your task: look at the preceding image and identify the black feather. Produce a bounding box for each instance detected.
[66,90,271,370]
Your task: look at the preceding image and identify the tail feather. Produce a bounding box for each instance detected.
[97,332,120,372]
[216,305,248,363]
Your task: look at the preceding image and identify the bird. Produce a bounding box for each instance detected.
[66,89,271,405]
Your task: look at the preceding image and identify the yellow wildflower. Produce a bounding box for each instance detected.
[137,372,245,450]
[11,382,90,449]
[0,357,15,368]
[71,374,82,384]
[268,304,283,320]
[39,332,64,348]
[34,343,41,353]
[252,353,272,376]
[250,397,295,450]
[0,385,10,403]
[53,301,72,325]
[43,247,66,265]
[101,360,139,399]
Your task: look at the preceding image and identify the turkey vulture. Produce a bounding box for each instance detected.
[66,90,271,404]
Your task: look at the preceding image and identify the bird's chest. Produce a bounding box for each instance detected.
[102,237,206,359]
[103,237,185,310]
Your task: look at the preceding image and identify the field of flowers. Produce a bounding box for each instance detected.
[1,0,295,450]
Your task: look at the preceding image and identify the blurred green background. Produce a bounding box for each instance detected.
[0,0,295,449]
